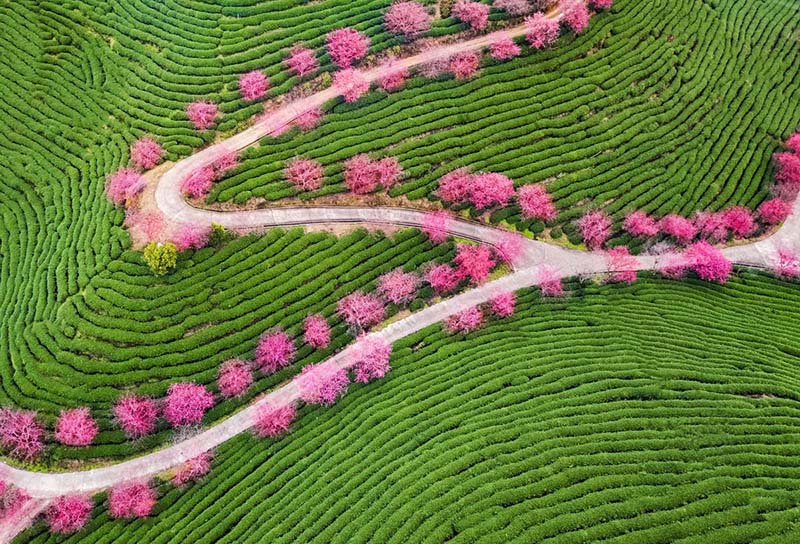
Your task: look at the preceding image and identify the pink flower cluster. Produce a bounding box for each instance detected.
[285,157,325,191]
[333,69,370,103]
[337,291,386,330]
[0,408,44,461]
[605,247,638,284]
[437,168,515,210]
[326,28,370,69]
[343,154,403,194]
[294,363,349,405]
[108,482,156,519]
[0,481,29,520]
[304,314,332,349]
[255,329,296,374]
[54,407,98,447]
[294,107,324,131]
[172,222,211,251]
[623,211,659,237]
[106,167,145,205]
[217,359,253,398]
[452,0,490,30]
[524,12,560,49]
[537,265,565,296]
[377,58,410,92]
[489,36,522,61]
[449,50,482,79]
[561,0,591,33]
[455,243,497,284]
[424,263,461,294]
[186,101,219,130]
[489,292,516,317]
[494,0,531,16]
[350,335,392,383]
[130,137,164,169]
[164,383,215,427]
[518,184,556,221]
[45,495,93,534]
[494,232,525,264]
[285,46,318,78]
[254,402,297,438]
[773,247,800,279]
[445,306,484,333]
[113,394,159,438]
[180,166,215,199]
[239,70,269,101]
[172,453,213,486]
[385,1,432,39]
[576,210,612,249]
[377,269,420,304]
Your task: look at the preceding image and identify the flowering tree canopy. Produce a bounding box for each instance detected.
[489,36,522,60]
[295,107,324,131]
[212,151,239,178]
[424,263,461,293]
[180,166,215,199]
[333,69,370,103]
[326,28,370,68]
[0,482,29,520]
[773,247,800,279]
[253,402,297,438]
[494,232,525,264]
[494,0,531,16]
[721,206,756,239]
[577,210,612,250]
[172,452,213,486]
[592,0,613,8]
[445,306,484,334]
[378,269,419,304]
[186,101,219,130]
[694,211,728,243]
[217,359,253,398]
[172,223,210,251]
[758,198,791,224]
[55,407,98,447]
[303,314,332,349]
[454,243,496,284]
[337,291,386,330]
[285,46,318,78]
[255,330,296,374]
[452,0,490,30]
[385,1,432,39]
[163,382,215,427]
[449,51,481,80]
[422,210,452,244]
[489,292,516,317]
[113,394,159,438]
[344,154,403,194]
[131,137,164,170]
[469,172,515,209]
[108,482,156,519]
[525,12,560,48]
[518,184,556,221]
[605,246,638,284]
[106,168,145,205]
[239,70,269,101]
[285,157,324,191]
[623,211,659,237]
[294,363,349,405]
[774,151,800,200]
[350,335,392,383]
[45,495,93,534]
[561,0,591,33]
[377,58,410,92]
[437,168,474,203]
[537,265,564,296]
[660,214,697,244]
[684,241,732,283]
[0,408,44,460]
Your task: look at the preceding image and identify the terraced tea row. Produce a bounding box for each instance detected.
[17,274,800,543]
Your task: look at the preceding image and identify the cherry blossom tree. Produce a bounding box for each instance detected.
[660,214,697,244]
[0,408,44,460]
[217,359,253,398]
[378,269,419,304]
[337,292,386,330]
[0,482,28,520]
[136,212,165,241]
[518,184,556,221]
[106,168,145,205]
[375,157,404,188]
[537,265,564,296]
[437,167,474,203]
[55,407,98,447]
[758,198,791,224]
[494,232,525,264]
[113,394,158,438]
[525,12,560,48]
[489,36,522,60]
[285,46,318,78]
[658,253,688,280]
[422,210,452,243]
[605,246,638,284]
[561,0,590,33]
[172,222,211,251]
[344,154,379,194]
[303,314,331,349]
[445,306,484,333]
[108,482,156,519]
[424,263,461,293]
[239,70,269,101]
[385,1,431,39]
[212,152,239,178]
[180,166,215,199]
[683,241,732,283]
[494,0,531,16]
[186,101,219,130]
[350,335,392,383]
[294,363,349,405]
[255,330,296,374]
[454,243,496,284]
[130,137,164,170]
[721,206,756,239]
[592,0,613,8]
[773,247,800,279]
[253,402,297,437]
[623,211,659,237]
[285,157,324,191]
[468,172,515,209]
[45,495,93,534]
[172,452,212,486]
[452,0,490,30]
[294,107,324,131]
[326,28,370,69]
[449,50,481,80]
[577,210,612,249]
[377,58,410,92]
[774,151,800,199]
[333,69,370,103]
[786,132,800,153]
[489,292,516,317]
[163,383,215,427]
[694,211,728,242]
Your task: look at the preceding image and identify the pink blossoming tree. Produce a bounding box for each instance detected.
[212,152,239,178]
[378,269,420,304]
[108,482,156,519]
[489,36,522,60]
[0,408,44,461]
[694,211,728,242]
[773,247,800,279]
[468,172,515,209]
[285,157,325,191]
[422,210,452,243]
[163,383,215,427]
[239,70,269,101]
[294,107,324,131]
[449,50,481,80]
[303,314,332,349]
[452,0,490,30]
[684,241,732,283]
[494,0,531,16]
[130,137,164,170]
[577,210,612,249]
[758,198,792,224]
[253,402,297,438]
[592,0,613,8]
[494,232,525,264]
[350,335,392,383]
[445,306,484,334]
[186,101,219,130]
[605,246,638,284]
[172,452,213,486]
[172,223,210,251]
[344,154,403,194]
[285,46,318,78]
[326,28,370,68]
[106,168,145,205]
[437,167,474,203]
[375,157,404,188]
[337,292,386,330]
[537,265,564,296]
[45,495,93,534]
[55,407,98,447]
[217,359,253,398]
[385,1,432,39]
[294,363,349,405]
[786,132,800,153]
[489,292,516,317]
[623,211,659,237]
[721,206,756,238]
[454,243,496,284]
[660,214,697,244]
[774,151,800,200]
[525,12,560,48]
[113,394,159,438]
[658,253,688,280]
[518,184,556,221]
[255,330,296,374]
[424,263,461,293]
[333,69,370,103]
[180,166,215,199]
[561,0,590,33]
[0,482,28,520]
[377,58,410,92]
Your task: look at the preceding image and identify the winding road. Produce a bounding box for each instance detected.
[1,3,798,541]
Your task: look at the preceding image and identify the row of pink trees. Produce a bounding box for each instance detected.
[284,153,403,195]
[0,406,102,461]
